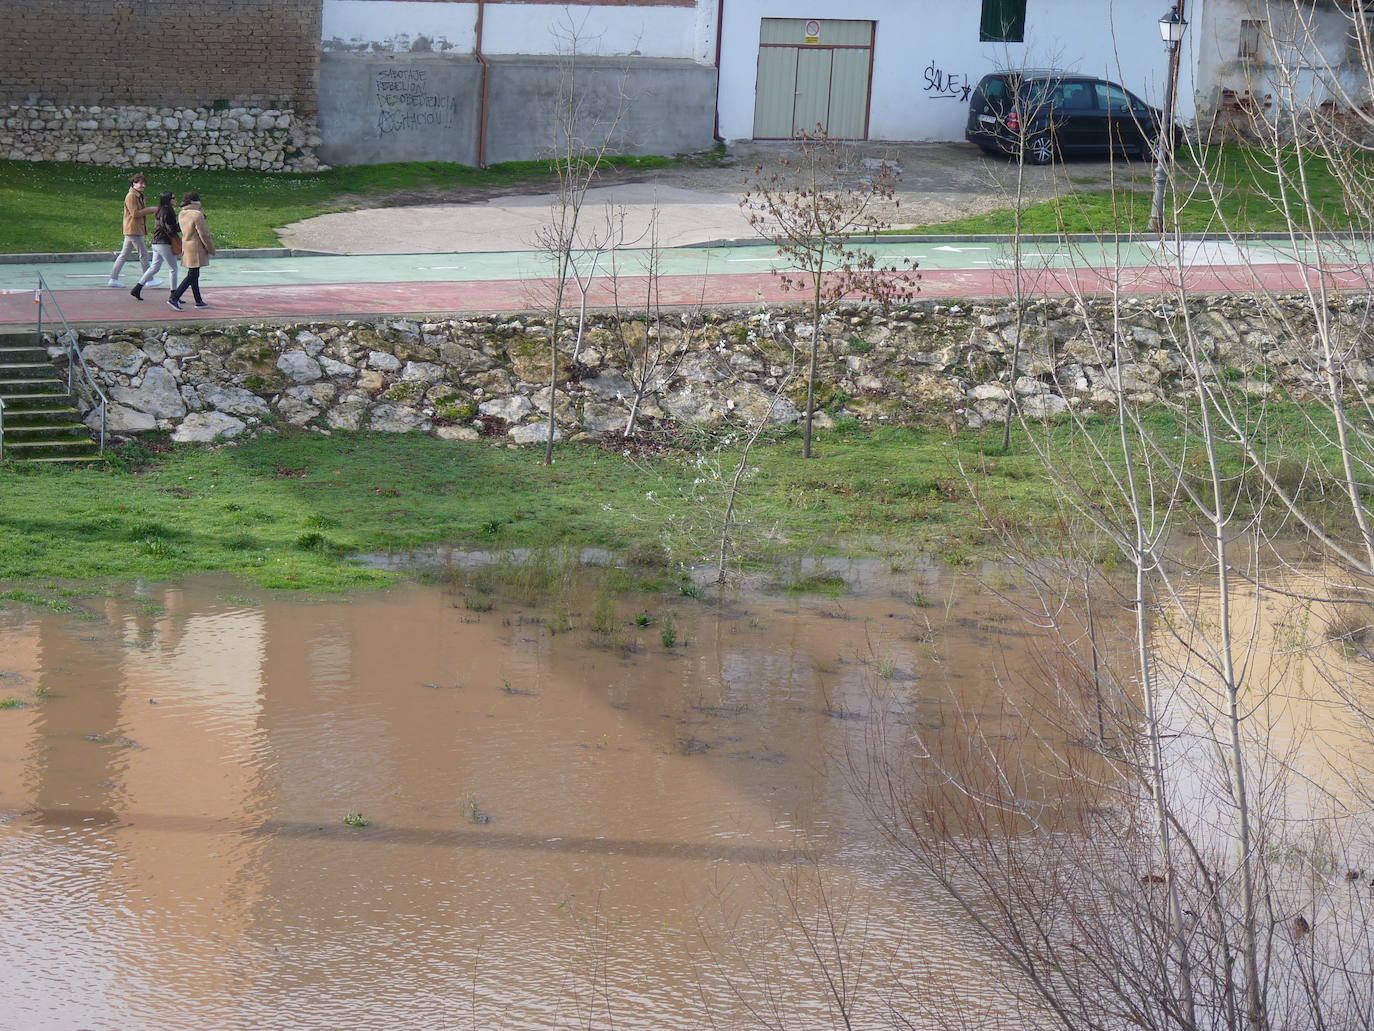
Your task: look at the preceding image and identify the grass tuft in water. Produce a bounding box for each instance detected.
[785,573,847,597]
[0,698,27,710]
[462,795,491,825]
[463,592,495,612]
[589,593,618,635]
[660,618,677,648]
[343,811,369,828]
[0,589,77,613]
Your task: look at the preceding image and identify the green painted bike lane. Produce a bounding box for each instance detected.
[0,238,1336,294]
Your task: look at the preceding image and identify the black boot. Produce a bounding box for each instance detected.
[130,283,143,300]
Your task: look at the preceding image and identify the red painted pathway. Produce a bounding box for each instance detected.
[2,262,1364,329]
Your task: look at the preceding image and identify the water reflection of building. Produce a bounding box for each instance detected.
[103,588,272,1014]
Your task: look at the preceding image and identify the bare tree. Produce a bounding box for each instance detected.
[740,130,919,458]
[602,213,699,437]
[844,12,1374,1031]
[531,17,632,466]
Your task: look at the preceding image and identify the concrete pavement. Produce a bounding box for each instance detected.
[278,184,761,253]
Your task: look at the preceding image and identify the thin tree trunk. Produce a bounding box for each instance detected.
[803,270,823,460]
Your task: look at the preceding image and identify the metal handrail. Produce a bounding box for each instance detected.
[35,273,107,452]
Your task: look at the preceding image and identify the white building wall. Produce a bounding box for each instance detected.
[322,0,713,61]
[718,0,1202,142]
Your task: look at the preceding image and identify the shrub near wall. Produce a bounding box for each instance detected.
[50,297,1374,445]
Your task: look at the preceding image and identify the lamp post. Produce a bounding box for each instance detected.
[1149,3,1188,234]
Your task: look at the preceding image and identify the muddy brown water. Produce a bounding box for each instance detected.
[0,559,1082,1030]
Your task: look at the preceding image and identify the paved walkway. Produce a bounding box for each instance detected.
[0,238,1366,330]
[278,184,760,253]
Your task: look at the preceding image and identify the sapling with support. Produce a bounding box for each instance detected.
[740,128,919,458]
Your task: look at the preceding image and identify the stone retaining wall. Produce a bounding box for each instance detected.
[2,104,323,173]
[50,295,1374,446]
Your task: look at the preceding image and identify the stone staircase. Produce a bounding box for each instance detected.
[0,330,104,464]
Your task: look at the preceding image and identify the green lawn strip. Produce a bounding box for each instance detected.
[0,425,1068,591]
[894,144,1372,236]
[0,153,688,253]
[0,408,1346,595]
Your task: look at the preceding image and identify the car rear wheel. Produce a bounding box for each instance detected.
[1024,134,1054,165]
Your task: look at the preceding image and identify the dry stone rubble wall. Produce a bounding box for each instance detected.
[50,296,1373,445]
[2,104,322,172]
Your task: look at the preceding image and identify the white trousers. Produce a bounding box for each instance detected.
[110,235,150,280]
[138,243,179,291]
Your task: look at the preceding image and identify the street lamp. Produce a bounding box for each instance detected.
[1149,4,1188,234]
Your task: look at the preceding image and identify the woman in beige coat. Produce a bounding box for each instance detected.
[168,192,215,311]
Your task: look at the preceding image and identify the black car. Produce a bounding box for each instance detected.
[965,69,1174,165]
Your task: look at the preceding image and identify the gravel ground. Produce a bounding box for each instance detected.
[279,141,1150,254]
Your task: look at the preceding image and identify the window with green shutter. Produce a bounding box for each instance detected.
[980,0,1027,42]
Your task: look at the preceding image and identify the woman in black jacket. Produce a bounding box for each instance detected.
[131,192,181,301]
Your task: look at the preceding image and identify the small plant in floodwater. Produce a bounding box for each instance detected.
[942,544,971,567]
[785,573,847,597]
[464,592,495,612]
[0,698,27,710]
[679,581,700,599]
[34,685,52,700]
[549,609,572,634]
[343,811,369,828]
[625,540,669,567]
[660,618,677,648]
[634,612,654,628]
[0,590,77,614]
[502,547,577,606]
[590,593,618,635]
[876,653,897,680]
[462,794,491,825]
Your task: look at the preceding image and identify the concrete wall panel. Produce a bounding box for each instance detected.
[482,56,716,164]
[319,52,482,166]
[319,52,715,166]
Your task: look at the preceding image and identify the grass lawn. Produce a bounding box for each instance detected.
[0,408,1342,597]
[899,144,1373,236]
[0,424,1075,593]
[0,153,697,254]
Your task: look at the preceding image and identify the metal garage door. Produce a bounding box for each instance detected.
[752,19,874,140]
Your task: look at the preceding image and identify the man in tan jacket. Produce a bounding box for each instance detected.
[108,174,161,288]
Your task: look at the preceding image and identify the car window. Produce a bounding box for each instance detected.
[1095,82,1133,114]
[972,76,1010,114]
[1019,80,1056,116]
[1053,82,1096,111]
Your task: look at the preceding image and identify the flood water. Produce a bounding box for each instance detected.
[0,558,1087,1030]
